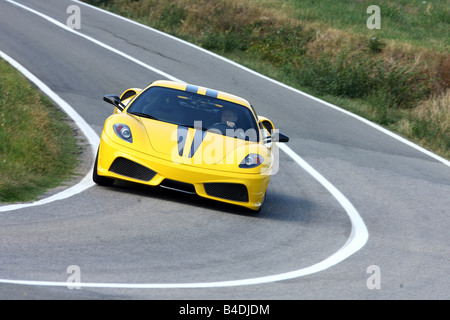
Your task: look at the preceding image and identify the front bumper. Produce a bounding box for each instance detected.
[96,133,270,211]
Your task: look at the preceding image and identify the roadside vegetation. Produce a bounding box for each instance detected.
[87,0,449,159]
[0,59,80,203]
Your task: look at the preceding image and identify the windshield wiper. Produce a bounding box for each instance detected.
[128,111,159,120]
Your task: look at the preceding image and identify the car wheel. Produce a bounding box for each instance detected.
[92,149,114,187]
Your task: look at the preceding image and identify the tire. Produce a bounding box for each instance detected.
[92,149,114,187]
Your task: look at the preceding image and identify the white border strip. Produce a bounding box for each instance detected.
[73,0,450,167]
[0,51,99,212]
[0,0,368,288]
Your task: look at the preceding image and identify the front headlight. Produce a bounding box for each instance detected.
[239,154,264,168]
[113,123,133,143]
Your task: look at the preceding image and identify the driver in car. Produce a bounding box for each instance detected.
[221,108,238,129]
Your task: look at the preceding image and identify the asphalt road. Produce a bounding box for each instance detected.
[0,0,449,300]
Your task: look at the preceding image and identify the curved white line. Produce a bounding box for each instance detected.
[0,143,368,288]
[0,0,368,288]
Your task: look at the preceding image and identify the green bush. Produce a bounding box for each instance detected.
[368,37,386,53]
[248,25,308,67]
[295,50,431,111]
[374,63,431,109]
[200,27,252,53]
[154,2,186,30]
[296,52,376,99]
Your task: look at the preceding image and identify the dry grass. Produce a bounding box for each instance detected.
[395,89,449,158]
[416,90,450,130]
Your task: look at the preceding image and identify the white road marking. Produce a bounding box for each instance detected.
[1,0,369,288]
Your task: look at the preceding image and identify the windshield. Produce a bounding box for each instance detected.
[127,86,260,142]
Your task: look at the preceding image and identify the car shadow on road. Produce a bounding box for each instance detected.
[96,179,316,223]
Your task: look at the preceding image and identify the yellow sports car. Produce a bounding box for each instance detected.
[94,80,288,211]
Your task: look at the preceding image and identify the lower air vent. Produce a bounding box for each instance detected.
[203,183,249,202]
[160,179,196,194]
[109,157,156,181]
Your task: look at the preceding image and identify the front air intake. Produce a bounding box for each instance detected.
[109,157,156,181]
[203,183,249,202]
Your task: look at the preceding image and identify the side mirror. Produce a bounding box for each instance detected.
[103,95,126,111]
[258,116,288,143]
[275,132,289,143]
[264,131,289,143]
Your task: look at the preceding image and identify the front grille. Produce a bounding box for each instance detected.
[203,183,249,202]
[109,157,156,181]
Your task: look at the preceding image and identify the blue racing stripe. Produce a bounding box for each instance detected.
[205,89,219,98]
[185,85,198,93]
[177,126,189,156]
[188,129,206,158]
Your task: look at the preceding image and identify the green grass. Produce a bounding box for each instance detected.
[0,59,80,203]
[288,0,449,52]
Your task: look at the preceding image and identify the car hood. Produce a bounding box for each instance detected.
[141,118,248,166]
